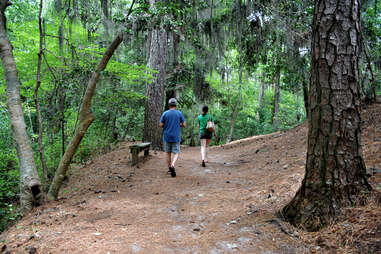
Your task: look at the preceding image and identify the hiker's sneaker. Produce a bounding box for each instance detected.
[202,161,206,167]
[167,167,171,174]
[169,166,176,177]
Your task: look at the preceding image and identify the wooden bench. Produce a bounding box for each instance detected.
[129,142,151,166]
[366,167,381,176]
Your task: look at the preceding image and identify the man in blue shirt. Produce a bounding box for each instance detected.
[159,98,186,177]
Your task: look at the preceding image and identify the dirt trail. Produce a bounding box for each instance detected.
[1,104,381,254]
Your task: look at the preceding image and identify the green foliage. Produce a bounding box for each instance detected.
[361,2,381,98]
[0,0,151,232]
[0,106,20,232]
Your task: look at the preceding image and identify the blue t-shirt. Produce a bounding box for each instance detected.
[160,109,185,143]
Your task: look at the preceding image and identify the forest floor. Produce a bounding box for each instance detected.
[1,104,381,254]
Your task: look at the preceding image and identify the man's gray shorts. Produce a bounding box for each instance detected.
[164,142,180,154]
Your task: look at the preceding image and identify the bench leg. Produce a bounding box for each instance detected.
[131,150,139,166]
[144,149,149,156]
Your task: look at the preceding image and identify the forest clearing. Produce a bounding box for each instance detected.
[1,103,380,253]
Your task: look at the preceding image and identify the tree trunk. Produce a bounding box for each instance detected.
[111,114,118,141]
[302,78,309,117]
[0,0,41,213]
[189,113,196,147]
[143,0,168,150]
[165,31,180,110]
[47,0,136,200]
[193,59,209,106]
[272,68,280,131]
[122,116,134,141]
[100,0,110,44]
[281,0,371,231]
[226,97,240,143]
[55,0,64,56]
[295,86,302,122]
[256,73,266,121]
[226,68,243,143]
[363,39,376,103]
[35,0,49,192]
[58,86,66,156]
[47,33,127,201]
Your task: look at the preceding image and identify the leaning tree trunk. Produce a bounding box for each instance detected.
[48,0,136,200]
[281,0,371,231]
[0,0,41,213]
[143,1,168,150]
[47,33,125,200]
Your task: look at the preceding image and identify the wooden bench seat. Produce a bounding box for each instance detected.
[129,142,151,166]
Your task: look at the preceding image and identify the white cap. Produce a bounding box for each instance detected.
[168,98,177,106]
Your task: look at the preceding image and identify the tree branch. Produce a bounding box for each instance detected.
[47,0,137,200]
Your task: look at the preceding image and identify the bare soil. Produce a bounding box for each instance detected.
[1,104,381,254]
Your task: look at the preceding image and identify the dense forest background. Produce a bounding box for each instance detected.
[0,0,380,231]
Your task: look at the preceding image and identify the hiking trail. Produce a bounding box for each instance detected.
[1,104,381,254]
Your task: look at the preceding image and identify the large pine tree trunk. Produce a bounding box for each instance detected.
[164,31,180,110]
[143,0,168,150]
[0,0,41,212]
[281,0,371,231]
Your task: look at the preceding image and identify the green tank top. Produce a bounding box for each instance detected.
[198,113,214,134]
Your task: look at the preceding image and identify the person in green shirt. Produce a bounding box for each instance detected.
[198,105,216,167]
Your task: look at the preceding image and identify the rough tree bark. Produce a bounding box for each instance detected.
[34,0,49,192]
[48,0,136,200]
[143,0,168,150]
[281,0,371,231]
[164,31,180,110]
[0,0,42,212]
[362,39,376,102]
[193,53,209,111]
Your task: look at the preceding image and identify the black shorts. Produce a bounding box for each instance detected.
[200,131,212,140]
